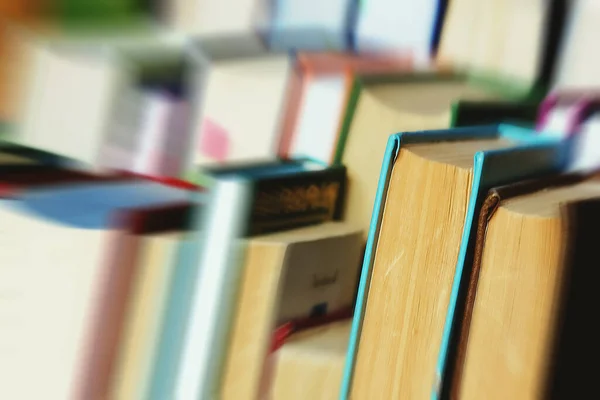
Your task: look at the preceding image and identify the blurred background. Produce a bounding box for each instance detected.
[0,0,598,399]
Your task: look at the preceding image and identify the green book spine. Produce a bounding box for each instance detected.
[54,0,151,30]
[333,77,362,165]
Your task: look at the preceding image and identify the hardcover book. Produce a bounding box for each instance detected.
[355,0,445,62]
[270,319,353,400]
[259,0,357,51]
[190,45,292,168]
[449,172,600,399]
[0,180,195,400]
[148,159,346,400]
[452,100,539,128]
[437,0,568,91]
[221,222,362,400]
[340,124,569,399]
[338,71,544,239]
[109,204,196,400]
[277,52,412,164]
[553,0,600,89]
[536,91,600,136]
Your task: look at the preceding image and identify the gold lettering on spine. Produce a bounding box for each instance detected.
[253,182,340,218]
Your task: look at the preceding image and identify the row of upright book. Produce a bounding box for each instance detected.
[2,0,600,400]
[346,93,600,400]
[2,90,599,400]
[1,0,600,174]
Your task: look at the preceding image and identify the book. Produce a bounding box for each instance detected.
[165,0,262,37]
[270,319,353,400]
[553,0,600,89]
[5,30,186,169]
[278,52,412,164]
[536,91,599,136]
[13,34,128,165]
[261,0,357,51]
[0,141,83,168]
[0,180,194,400]
[108,204,196,400]
[0,142,199,197]
[437,0,567,90]
[132,88,190,178]
[569,105,600,172]
[98,81,148,170]
[355,0,444,62]
[0,143,155,196]
[0,167,140,198]
[452,100,539,128]
[339,72,541,239]
[192,50,292,167]
[100,49,192,177]
[78,203,197,400]
[148,159,346,399]
[535,92,600,171]
[220,222,363,400]
[449,172,600,399]
[340,124,569,400]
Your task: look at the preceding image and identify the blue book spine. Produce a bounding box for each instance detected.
[146,195,206,400]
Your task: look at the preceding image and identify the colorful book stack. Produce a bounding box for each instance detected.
[1,0,600,399]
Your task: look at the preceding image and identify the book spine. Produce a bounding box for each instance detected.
[247,166,347,236]
[452,101,539,127]
[277,65,305,160]
[333,77,362,165]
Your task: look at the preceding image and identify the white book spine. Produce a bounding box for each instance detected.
[176,178,251,400]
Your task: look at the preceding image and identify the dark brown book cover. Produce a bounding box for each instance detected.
[447,171,598,399]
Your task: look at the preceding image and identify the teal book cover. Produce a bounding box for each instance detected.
[339,124,571,400]
[145,190,207,400]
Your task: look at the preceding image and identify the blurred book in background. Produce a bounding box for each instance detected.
[194,51,291,167]
[0,180,196,399]
[221,222,362,400]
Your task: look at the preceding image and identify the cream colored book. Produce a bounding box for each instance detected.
[220,222,362,400]
[110,233,183,400]
[437,0,563,86]
[270,320,352,400]
[167,0,262,36]
[0,202,113,400]
[355,0,438,63]
[454,176,600,400]
[193,55,292,166]
[15,38,127,165]
[553,0,600,88]
[0,181,191,400]
[341,73,506,240]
